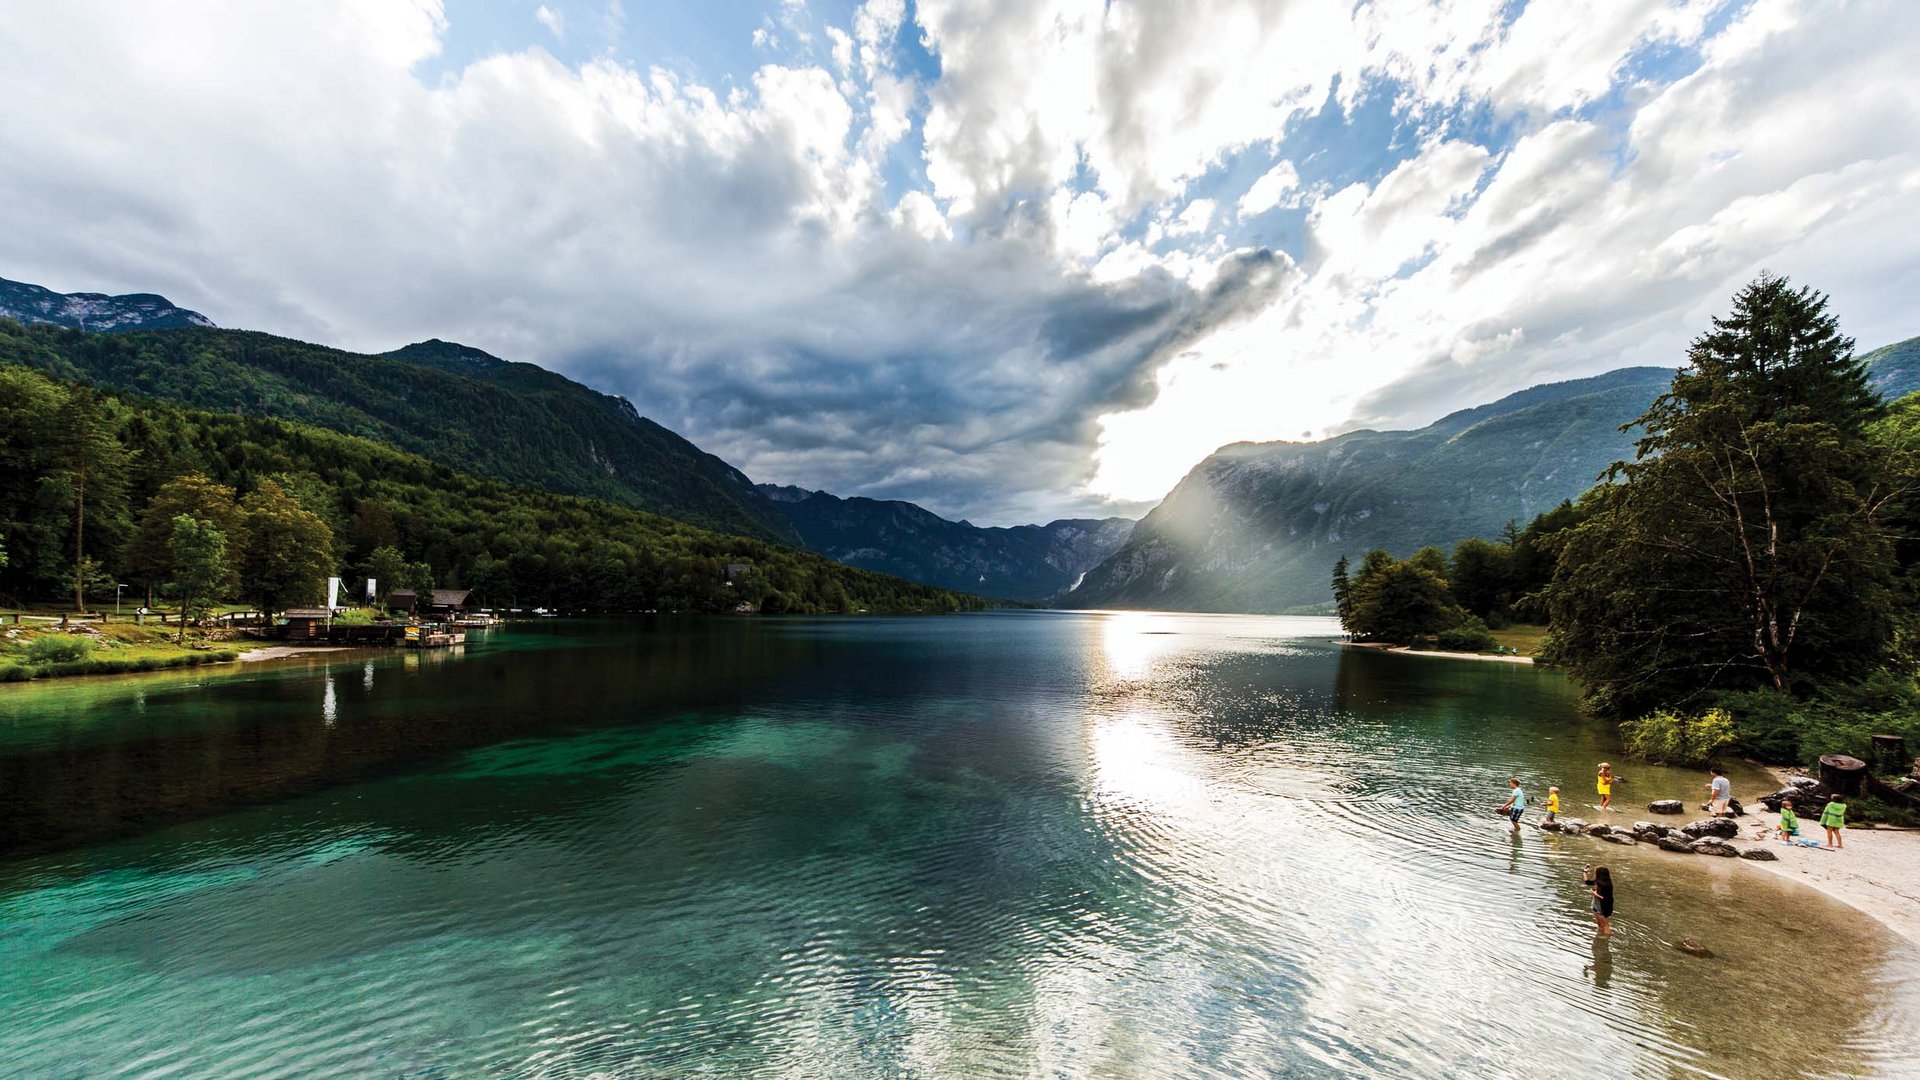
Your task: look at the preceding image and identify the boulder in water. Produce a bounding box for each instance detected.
[1690,838,1739,857]
[1537,820,1564,833]
[1648,800,1685,815]
[1585,823,1614,837]
[1658,836,1696,853]
[1561,818,1589,834]
[1680,818,1739,840]
[1632,821,1668,838]
[1602,832,1637,846]
[1738,847,1780,861]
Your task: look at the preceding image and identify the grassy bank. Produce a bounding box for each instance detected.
[0,620,239,682]
[1487,624,1549,657]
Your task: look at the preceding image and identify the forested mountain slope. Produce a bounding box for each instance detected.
[0,318,797,543]
[0,361,978,615]
[759,485,1132,601]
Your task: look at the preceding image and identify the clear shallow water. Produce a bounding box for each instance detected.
[2,612,1916,1078]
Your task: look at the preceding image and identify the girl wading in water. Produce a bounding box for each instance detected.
[1584,864,1614,937]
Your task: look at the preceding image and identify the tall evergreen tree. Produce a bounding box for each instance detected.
[1544,275,1905,716]
[49,386,129,611]
[1331,555,1353,628]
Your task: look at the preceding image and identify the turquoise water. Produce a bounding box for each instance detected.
[1,613,1915,1077]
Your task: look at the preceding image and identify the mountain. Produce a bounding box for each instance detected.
[1864,334,1920,400]
[0,310,799,544]
[758,485,1133,601]
[0,276,215,332]
[1065,367,1678,613]
[1069,335,1920,614]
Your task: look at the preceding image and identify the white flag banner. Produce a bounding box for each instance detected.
[366,578,377,601]
[326,576,341,611]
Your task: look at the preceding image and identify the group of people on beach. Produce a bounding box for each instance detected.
[1490,761,1853,938]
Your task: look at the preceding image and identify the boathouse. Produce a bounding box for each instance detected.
[386,589,419,615]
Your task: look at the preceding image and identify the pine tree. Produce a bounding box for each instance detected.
[1544,275,1906,716]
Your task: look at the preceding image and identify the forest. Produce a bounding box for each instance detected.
[0,343,984,618]
[1334,276,1920,774]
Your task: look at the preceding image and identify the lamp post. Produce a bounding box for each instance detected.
[115,583,126,615]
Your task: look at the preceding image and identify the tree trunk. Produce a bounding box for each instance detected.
[1869,734,1906,775]
[72,465,85,613]
[1818,754,1868,797]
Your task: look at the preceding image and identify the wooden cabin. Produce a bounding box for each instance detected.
[281,609,332,640]
[424,589,472,618]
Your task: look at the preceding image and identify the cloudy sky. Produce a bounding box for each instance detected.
[3,0,1917,524]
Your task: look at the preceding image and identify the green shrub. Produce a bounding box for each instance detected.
[25,635,93,664]
[0,662,30,682]
[1720,681,1920,766]
[1435,616,1496,653]
[1622,707,1738,767]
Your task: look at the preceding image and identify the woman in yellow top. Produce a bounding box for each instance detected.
[1597,763,1618,810]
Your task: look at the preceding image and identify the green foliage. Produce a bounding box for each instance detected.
[1448,538,1512,621]
[1435,616,1497,653]
[24,634,93,664]
[1342,549,1468,644]
[1330,556,1352,627]
[238,480,336,612]
[0,320,797,543]
[1718,677,1920,766]
[1620,707,1737,768]
[1543,275,1903,717]
[166,515,230,642]
[131,474,245,596]
[363,545,408,601]
[0,359,982,617]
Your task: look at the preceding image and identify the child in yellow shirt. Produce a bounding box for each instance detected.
[1545,786,1562,823]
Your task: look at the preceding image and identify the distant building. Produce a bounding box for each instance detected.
[424,589,473,617]
[281,609,332,640]
[386,589,419,614]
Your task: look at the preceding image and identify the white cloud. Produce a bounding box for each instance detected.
[535,4,564,40]
[1237,160,1299,217]
[3,0,1918,525]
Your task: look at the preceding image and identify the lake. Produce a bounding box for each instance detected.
[2,612,1916,1077]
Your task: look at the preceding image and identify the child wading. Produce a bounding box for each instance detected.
[1596,763,1617,811]
[1584,864,1614,937]
[1821,794,1848,849]
[1777,799,1800,844]
[1498,778,1527,834]
[1545,786,1561,824]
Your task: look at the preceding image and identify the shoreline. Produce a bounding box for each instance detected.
[233,644,376,663]
[1337,640,1534,665]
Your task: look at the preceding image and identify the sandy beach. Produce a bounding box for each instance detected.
[1339,640,1534,664]
[1724,822,1920,946]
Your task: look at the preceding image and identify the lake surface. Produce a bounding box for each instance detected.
[3,612,1916,1078]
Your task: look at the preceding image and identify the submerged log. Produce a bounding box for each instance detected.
[1819,755,1868,797]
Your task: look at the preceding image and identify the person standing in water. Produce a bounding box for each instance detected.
[1497,778,1528,834]
[1596,763,1617,811]
[1705,766,1732,817]
[1544,786,1561,824]
[1584,864,1614,936]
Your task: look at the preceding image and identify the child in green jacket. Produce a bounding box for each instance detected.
[1777,799,1799,844]
[1820,795,1847,850]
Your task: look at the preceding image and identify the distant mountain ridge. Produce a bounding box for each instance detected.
[1067,337,1920,613]
[758,485,1133,601]
[0,277,214,332]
